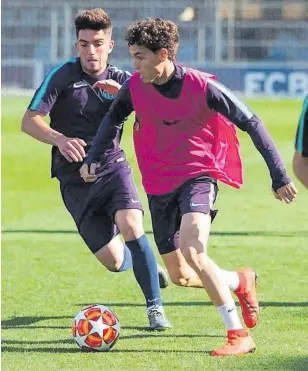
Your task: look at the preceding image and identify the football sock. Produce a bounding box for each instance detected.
[208,258,240,291]
[217,301,243,330]
[221,269,240,291]
[126,234,162,308]
[116,244,133,272]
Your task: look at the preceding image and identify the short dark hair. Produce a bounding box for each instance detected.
[125,17,179,61]
[74,8,112,38]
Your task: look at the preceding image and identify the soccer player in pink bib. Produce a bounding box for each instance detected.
[80,18,297,356]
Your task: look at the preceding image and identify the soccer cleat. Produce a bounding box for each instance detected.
[234,267,260,328]
[212,329,256,357]
[147,305,172,331]
[157,264,169,289]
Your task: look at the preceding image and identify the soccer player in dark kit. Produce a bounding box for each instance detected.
[81,18,298,355]
[293,94,308,189]
[21,9,171,330]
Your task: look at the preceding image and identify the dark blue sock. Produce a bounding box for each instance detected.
[116,244,133,272]
[126,234,162,308]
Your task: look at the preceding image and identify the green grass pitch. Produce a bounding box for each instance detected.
[2,96,308,370]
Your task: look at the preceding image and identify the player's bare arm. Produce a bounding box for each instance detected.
[22,109,86,163]
[206,79,297,203]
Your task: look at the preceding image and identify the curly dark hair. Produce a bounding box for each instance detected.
[125,18,179,61]
[75,8,112,37]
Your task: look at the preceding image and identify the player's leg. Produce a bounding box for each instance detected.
[162,248,204,287]
[60,178,168,284]
[178,178,256,356]
[109,166,170,330]
[163,232,240,291]
[94,234,132,272]
[78,205,168,287]
[147,191,222,289]
[114,208,171,330]
[180,212,255,356]
[147,191,203,286]
[59,180,132,272]
[161,248,241,290]
[162,245,258,328]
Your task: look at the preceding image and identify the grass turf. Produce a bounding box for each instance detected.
[2,97,308,370]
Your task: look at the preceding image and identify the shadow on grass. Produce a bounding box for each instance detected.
[251,356,308,371]
[3,299,308,329]
[1,316,72,327]
[2,344,308,369]
[2,332,222,346]
[2,229,308,237]
[1,316,157,332]
[77,301,308,308]
[1,345,212,355]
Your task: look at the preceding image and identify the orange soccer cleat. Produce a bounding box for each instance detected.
[212,329,256,357]
[234,267,260,328]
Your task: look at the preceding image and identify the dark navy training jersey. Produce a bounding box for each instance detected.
[87,64,291,191]
[295,94,308,158]
[28,57,131,178]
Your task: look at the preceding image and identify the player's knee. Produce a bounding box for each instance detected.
[169,273,190,287]
[95,251,123,272]
[115,210,144,241]
[120,224,143,241]
[180,249,198,269]
[167,265,191,287]
[104,260,123,272]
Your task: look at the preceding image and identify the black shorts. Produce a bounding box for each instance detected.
[147,176,218,255]
[60,162,143,253]
[295,95,308,158]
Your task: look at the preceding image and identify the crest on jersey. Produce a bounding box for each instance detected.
[102,91,116,100]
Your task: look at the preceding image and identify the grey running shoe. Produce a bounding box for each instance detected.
[147,305,172,331]
[157,264,169,289]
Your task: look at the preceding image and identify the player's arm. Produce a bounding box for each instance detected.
[21,71,86,163]
[206,78,297,203]
[80,79,134,182]
[92,70,132,95]
[293,95,308,189]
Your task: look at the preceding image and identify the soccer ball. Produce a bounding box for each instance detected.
[72,304,120,351]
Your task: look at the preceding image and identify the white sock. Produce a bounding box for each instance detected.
[208,258,240,291]
[217,301,243,330]
[221,269,240,291]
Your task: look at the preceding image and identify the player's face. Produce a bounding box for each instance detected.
[129,44,167,84]
[76,29,114,76]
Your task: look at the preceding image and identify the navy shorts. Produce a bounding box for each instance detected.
[147,176,218,255]
[60,162,143,253]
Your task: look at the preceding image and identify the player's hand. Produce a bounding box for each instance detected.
[80,163,99,183]
[55,135,86,163]
[92,79,122,95]
[272,182,298,204]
